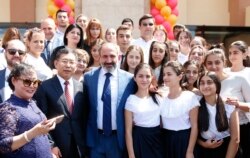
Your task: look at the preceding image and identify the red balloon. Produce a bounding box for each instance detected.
[154,14,164,25]
[168,31,175,40]
[172,7,179,16]
[151,7,160,17]
[61,4,72,13]
[167,0,178,9]
[162,21,171,33]
[55,0,65,8]
[69,16,74,24]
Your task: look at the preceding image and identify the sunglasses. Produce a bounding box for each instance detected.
[7,49,26,56]
[142,23,154,27]
[17,78,41,88]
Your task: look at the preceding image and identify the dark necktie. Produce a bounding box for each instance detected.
[121,54,125,65]
[101,73,112,136]
[64,81,73,114]
[45,40,51,64]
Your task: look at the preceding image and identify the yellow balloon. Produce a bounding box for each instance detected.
[52,12,57,20]
[160,6,171,17]
[47,0,54,6]
[168,14,177,25]
[66,0,75,9]
[47,5,59,16]
[155,0,166,10]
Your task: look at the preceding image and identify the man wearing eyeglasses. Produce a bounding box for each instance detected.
[132,14,155,63]
[0,39,26,103]
[34,48,87,158]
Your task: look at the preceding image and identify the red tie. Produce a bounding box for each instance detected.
[64,81,73,113]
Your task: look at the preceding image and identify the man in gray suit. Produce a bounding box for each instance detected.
[40,18,63,66]
[34,48,87,158]
[0,39,27,103]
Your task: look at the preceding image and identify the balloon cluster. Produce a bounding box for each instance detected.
[151,0,178,39]
[47,0,75,24]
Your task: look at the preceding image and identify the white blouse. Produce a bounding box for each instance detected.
[220,74,250,125]
[224,67,250,82]
[177,53,188,65]
[24,54,53,81]
[201,103,235,140]
[125,94,162,127]
[161,91,200,131]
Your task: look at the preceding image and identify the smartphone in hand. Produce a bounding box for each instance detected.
[48,115,64,124]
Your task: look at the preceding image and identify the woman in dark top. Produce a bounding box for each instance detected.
[0,63,56,158]
[49,24,85,69]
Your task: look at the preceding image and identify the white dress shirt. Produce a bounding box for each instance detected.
[3,68,12,101]
[97,68,118,130]
[57,75,74,103]
[132,37,155,63]
[0,53,7,70]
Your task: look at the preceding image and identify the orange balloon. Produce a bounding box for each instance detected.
[164,15,170,20]
[160,6,171,17]
[168,14,177,25]
[47,5,59,16]
[155,0,166,10]
[52,12,57,20]
[66,0,75,9]
[151,0,156,5]
[70,11,75,17]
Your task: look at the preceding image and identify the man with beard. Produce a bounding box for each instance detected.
[132,14,155,63]
[55,9,69,40]
[0,39,26,103]
[83,42,135,158]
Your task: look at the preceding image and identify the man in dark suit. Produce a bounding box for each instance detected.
[0,39,27,103]
[34,48,87,158]
[83,42,135,158]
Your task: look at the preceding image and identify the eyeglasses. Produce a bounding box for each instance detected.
[17,78,41,88]
[142,23,154,27]
[60,59,76,65]
[7,49,26,56]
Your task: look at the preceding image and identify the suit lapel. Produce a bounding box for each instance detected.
[117,70,128,108]
[0,69,6,89]
[71,79,82,115]
[92,68,101,109]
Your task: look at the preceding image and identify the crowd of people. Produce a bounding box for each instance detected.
[0,9,250,158]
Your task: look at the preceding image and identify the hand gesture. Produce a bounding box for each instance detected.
[225,97,239,108]
[52,147,62,158]
[32,119,56,136]
[204,139,223,149]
